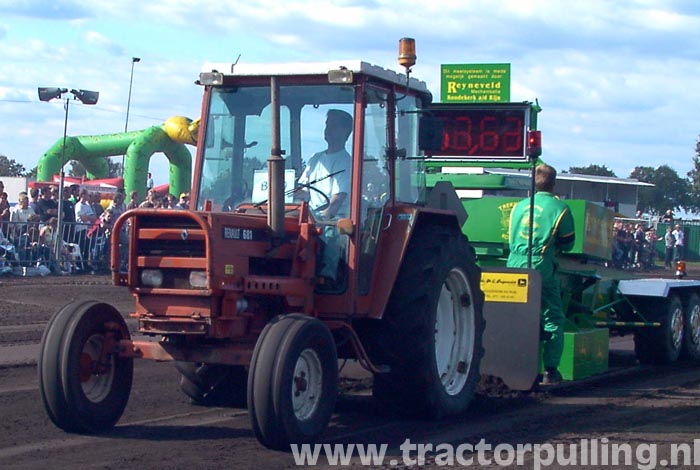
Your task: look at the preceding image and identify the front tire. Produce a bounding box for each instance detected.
[248,314,338,450]
[367,225,484,418]
[38,300,133,433]
[634,294,684,364]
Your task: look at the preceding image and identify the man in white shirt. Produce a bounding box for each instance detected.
[297,109,353,219]
[672,224,685,262]
[10,194,35,224]
[74,189,97,271]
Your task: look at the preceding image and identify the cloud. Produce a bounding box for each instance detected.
[0,0,93,20]
[2,0,700,182]
[84,31,124,56]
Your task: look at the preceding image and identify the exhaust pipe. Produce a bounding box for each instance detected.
[267,76,285,241]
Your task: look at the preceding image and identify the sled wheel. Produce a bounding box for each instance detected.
[366,225,484,418]
[634,294,684,364]
[38,300,133,433]
[175,362,247,407]
[681,293,700,361]
[248,314,337,450]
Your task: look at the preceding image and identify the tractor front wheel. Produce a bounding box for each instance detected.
[38,300,133,433]
[248,314,338,450]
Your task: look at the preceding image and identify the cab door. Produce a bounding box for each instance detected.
[357,86,391,295]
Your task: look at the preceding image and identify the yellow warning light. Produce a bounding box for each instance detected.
[398,37,416,70]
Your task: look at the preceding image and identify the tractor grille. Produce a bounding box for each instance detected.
[137,237,206,258]
[131,213,208,290]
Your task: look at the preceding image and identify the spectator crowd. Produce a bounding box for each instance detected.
[0,178,190,276]
[610,216,685,271]
[2,176,694,278]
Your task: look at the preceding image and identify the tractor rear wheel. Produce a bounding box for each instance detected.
[248,314,338,450]
[369,225,484,418]
[634,294,684,364]
[681,293,700,361]
[175,362,247,407]
[38,300,133,433]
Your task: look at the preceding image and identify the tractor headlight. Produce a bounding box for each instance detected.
[141,269,164,287]
[198,72,224,86]
[189,271,207,288]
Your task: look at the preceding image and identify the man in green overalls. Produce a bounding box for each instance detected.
[507,164,575,385]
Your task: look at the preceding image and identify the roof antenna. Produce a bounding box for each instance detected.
[230,54,241,74]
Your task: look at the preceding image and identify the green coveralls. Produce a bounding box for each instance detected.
[506,192,576,369]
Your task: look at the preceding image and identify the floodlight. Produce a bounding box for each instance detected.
[70,89,99,105]
[38,87,68,102]
[38,85,100,272]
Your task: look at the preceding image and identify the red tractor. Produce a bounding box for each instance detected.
[38,42,485,449]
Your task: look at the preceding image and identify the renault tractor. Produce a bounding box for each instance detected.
[38,40,491,450]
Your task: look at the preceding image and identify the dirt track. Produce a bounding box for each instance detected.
[0,275,700,469]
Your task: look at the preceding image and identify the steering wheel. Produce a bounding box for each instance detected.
[298,183,331,213]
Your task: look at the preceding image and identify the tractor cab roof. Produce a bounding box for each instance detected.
[201,60,430,95]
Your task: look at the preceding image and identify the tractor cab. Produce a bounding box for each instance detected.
[192,61,433,296]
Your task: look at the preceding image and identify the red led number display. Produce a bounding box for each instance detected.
[432,109,527,159]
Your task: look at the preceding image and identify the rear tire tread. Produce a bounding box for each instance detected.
[362,225,484,418]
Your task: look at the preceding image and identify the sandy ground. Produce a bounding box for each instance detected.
[0,273,699,469]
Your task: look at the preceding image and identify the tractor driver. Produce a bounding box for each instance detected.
[506,164,575,386]
[297,109,353,219]
[296,109,353,284]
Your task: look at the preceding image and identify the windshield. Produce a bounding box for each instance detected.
[196,84,355,212]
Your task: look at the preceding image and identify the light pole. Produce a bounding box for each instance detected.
[38,87,99,272]
[122,57,141,175]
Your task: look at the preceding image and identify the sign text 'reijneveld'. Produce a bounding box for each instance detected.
[441,64,511,103]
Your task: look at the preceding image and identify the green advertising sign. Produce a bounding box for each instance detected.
[441,63,511,103]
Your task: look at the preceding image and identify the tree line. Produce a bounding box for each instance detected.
[564,139,700,216]
[0,155,122,181]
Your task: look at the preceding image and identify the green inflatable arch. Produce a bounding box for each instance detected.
[36,118,196,201]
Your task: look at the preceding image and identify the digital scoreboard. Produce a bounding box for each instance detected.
[419,103,533,163]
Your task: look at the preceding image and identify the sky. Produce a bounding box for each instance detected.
[1,0,700,191]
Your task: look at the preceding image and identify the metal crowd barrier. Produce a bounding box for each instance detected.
[0,220,117,276]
